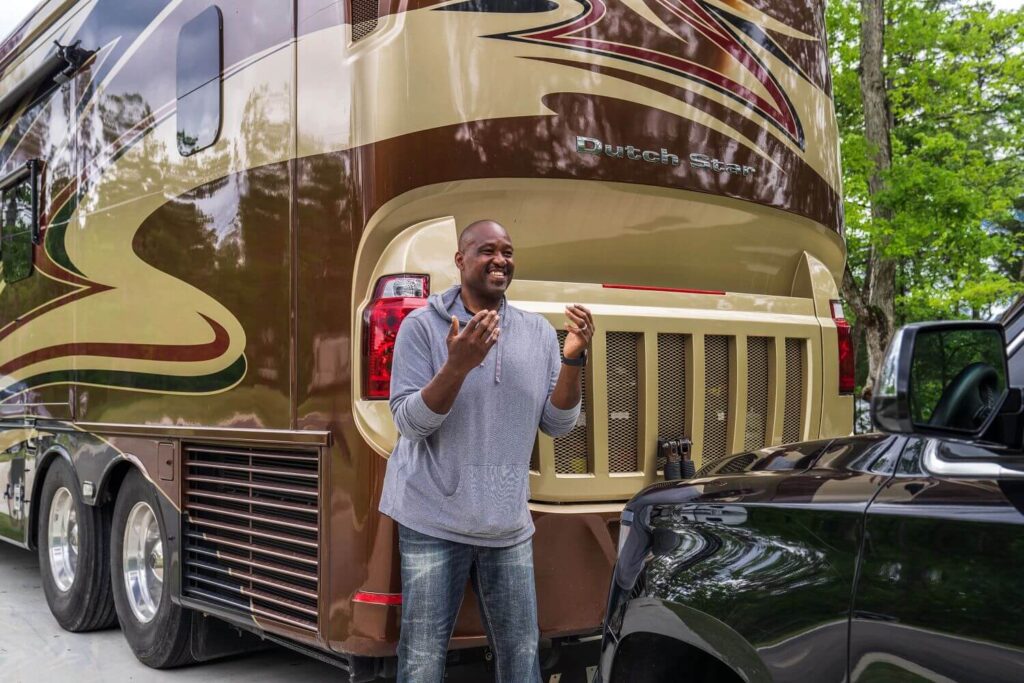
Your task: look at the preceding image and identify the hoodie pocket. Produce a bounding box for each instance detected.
[438,464,529,538]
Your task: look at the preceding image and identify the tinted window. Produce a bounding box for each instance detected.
[177,7,222,156]
[1,170,35,283]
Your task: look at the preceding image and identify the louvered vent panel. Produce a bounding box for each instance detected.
[183,445,320,634]
[606,332,641,473]
[702,335,730,467]
[351,0,379,41]
[657,333,687,470]
[553,330,589,473]
[744,337,770,451]
[783,339,805,443]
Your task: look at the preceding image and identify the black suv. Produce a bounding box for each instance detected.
[600,321,1024,682]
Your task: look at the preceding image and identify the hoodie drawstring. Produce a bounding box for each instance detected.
[432,285,507,385]
[494,298,505,384]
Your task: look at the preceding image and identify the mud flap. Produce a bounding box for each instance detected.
[189,612,269,662]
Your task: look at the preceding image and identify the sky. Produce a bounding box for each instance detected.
[1,0,1023,40]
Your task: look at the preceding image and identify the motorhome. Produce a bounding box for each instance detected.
[0,0,850,677]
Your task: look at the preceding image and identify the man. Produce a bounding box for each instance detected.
[379,219,593,682]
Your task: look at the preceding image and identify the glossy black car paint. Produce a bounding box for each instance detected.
[601,435,1024,682]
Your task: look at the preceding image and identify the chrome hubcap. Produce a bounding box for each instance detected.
[48,487,79,592]
[123,501,163,623]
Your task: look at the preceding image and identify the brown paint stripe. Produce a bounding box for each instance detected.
[0,312,230,376]
[0,282,108,343]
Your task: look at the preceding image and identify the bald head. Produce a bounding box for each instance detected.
[455,219,515,304]
[458,220,509,252]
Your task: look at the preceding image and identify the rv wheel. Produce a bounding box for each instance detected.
[111,469,196,668]
[37,457,117,631]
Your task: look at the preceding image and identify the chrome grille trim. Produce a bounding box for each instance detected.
[183,444,320,634]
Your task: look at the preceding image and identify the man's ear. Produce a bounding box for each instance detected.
[454,250,465,272]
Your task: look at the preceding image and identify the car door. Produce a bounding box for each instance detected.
[849,436,1024,682]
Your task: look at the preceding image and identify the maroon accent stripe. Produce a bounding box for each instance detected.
[603,283,726,295]
[353,591,402,606]
[0,283,109,344]
[0,313,231,376]
[506,0,801,144]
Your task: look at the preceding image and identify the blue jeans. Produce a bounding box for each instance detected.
[397,524,542,683]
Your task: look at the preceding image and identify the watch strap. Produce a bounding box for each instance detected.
[562,350,587,367]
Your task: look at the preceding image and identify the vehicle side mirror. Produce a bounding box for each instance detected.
[871,322,1008,439]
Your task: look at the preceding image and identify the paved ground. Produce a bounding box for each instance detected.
[0,540,600,682]
[0,540,344,683]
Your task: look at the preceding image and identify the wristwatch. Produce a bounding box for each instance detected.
[562,350,587,367]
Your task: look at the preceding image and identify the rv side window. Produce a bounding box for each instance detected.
[0,162,39,284]
[177,6,223,156]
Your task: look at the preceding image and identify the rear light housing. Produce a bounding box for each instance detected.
[831,299,855,395]
[362,274,430,399]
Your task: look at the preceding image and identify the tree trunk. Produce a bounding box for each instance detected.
[843,0,896,398]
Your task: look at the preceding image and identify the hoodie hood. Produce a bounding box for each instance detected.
[428,285,508,383]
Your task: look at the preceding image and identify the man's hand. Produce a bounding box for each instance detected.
[562,304,595,359]
[445,310,500,375]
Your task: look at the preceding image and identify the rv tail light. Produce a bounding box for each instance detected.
[363,274,429,400]
[353,591,403,606]
[831,299,855,395]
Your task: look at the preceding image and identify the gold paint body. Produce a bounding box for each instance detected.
[0,0,850,659]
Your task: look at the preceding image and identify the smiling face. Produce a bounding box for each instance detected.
[456,220,515,304]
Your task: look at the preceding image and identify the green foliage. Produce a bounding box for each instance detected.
[827,0,1024,324]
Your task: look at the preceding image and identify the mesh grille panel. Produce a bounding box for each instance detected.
[606,332,641,473]
[744,337,770,451]
[657,334,687,470]
[351,0,379,41]
[702,335,730,466]
[783,339,805,443]
[553,330,589,473]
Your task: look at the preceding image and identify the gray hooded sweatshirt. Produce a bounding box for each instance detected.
[378,285,581,546]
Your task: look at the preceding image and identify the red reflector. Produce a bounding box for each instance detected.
[602,283,726,296]
[353,591,402,606]
[831,299,855,395]
[363,296,428,399]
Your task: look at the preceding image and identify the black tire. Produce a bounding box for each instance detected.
[36,457,117,631]
[110,469,196,668]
